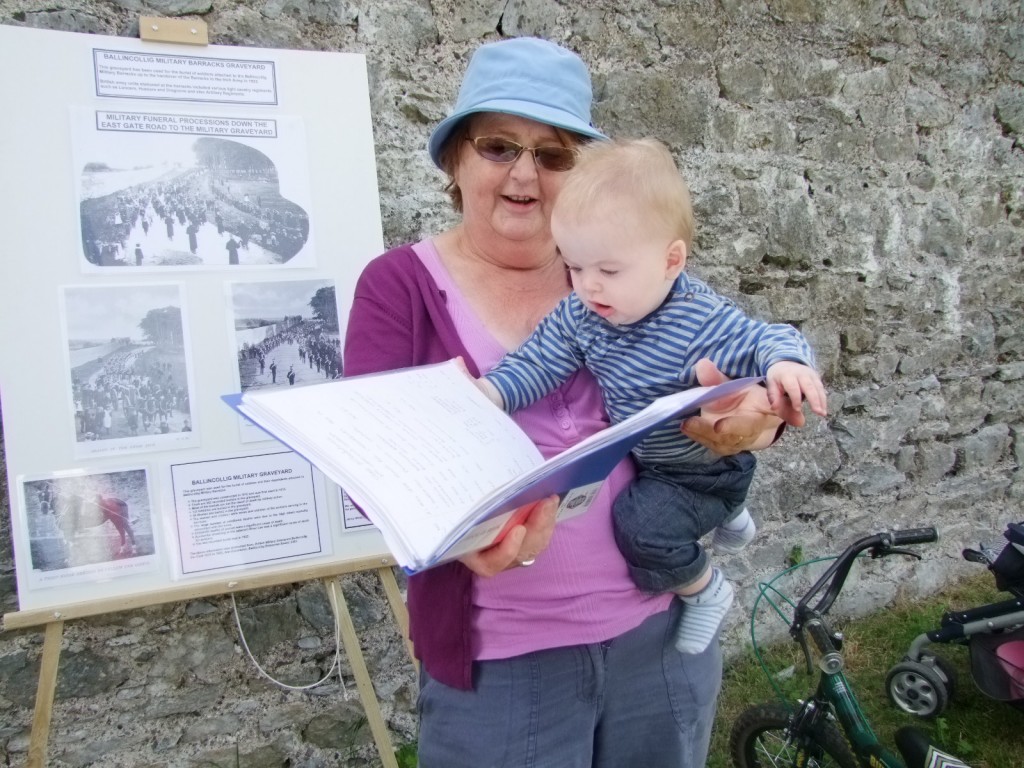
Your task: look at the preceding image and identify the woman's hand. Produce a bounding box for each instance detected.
[460,495,559,577]
[680,359,787,455]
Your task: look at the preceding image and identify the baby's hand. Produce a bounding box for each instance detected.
[765,361,827,428]
[452,357,504,408]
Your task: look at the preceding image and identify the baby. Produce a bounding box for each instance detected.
[473,137,827,653]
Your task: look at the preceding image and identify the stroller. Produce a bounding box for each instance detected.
[886,521,1024,718]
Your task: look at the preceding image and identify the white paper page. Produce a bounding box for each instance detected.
[169,451,326,576]
[243,361,543,561]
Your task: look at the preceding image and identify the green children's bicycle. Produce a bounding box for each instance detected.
[729,528,972,768]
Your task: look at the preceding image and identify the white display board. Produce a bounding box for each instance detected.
[0,25,390,614]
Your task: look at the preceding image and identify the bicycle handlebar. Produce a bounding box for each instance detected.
[805,618,833,656]
[891,527,938,546]
[793,527,938,630]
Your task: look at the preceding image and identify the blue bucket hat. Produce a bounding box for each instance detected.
[427,37,607,169]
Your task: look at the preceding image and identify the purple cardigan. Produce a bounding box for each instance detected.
[343,244,483,690]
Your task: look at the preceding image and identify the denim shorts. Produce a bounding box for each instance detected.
[612,452,756,592]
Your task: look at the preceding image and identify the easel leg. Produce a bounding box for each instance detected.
[28,620,65,768]
[376,566,417,670]
[323,578,400,768]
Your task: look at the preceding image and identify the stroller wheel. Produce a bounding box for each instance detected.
[886,660,950,718]
[920,652,958,702]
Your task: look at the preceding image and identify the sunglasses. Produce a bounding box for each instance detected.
[466,136,578,172]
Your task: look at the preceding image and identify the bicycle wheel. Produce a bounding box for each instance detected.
[730,702,859,768]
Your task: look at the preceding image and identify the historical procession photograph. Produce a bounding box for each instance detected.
[61,283,199,458]
[72,109,314,270]
[230,278,343,392]
[19,468,156,584]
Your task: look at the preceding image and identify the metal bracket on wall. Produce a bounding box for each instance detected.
[139,16,209,45]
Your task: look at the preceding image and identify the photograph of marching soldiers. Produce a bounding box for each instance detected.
[230,279,343,398]
[21,469,155,575]
[74,111,313,269]
[62,283,199,456]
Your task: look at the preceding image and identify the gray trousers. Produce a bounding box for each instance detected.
[416,601,722,768]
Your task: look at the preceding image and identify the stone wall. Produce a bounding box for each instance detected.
[1,1,1022,765]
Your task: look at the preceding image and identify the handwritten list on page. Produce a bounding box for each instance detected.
[244,363,542,554]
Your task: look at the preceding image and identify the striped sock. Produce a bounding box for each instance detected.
[712,508,757,554]
[674,568,734,654]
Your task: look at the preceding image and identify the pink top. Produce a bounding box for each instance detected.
[414,240,671,660]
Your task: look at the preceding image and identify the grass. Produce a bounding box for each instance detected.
[707,569,1024,767]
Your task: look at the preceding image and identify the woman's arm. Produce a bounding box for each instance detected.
[343,259,417,377]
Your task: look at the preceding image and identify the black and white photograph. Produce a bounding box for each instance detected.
[73,108,314,270]
[229,279,343,441]
[20,468,157,587]
[61,283,200,458]
[230,280,343,385]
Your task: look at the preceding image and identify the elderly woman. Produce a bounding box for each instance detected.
[344,37,791,768]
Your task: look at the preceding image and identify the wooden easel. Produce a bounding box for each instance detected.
[3,557,415,768]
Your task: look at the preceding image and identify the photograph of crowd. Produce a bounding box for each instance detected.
[21,469,155,574]
[74,113,312,269]
[230,279,343,400]
[62,284,198,455]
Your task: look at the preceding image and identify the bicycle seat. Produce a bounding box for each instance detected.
[894,726,970,768]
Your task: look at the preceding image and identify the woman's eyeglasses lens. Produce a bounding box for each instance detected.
[468,137,576,172]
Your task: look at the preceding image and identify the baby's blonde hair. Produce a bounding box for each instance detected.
[555,137,696,252]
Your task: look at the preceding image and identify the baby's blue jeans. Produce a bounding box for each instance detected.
[613,452,756,592]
